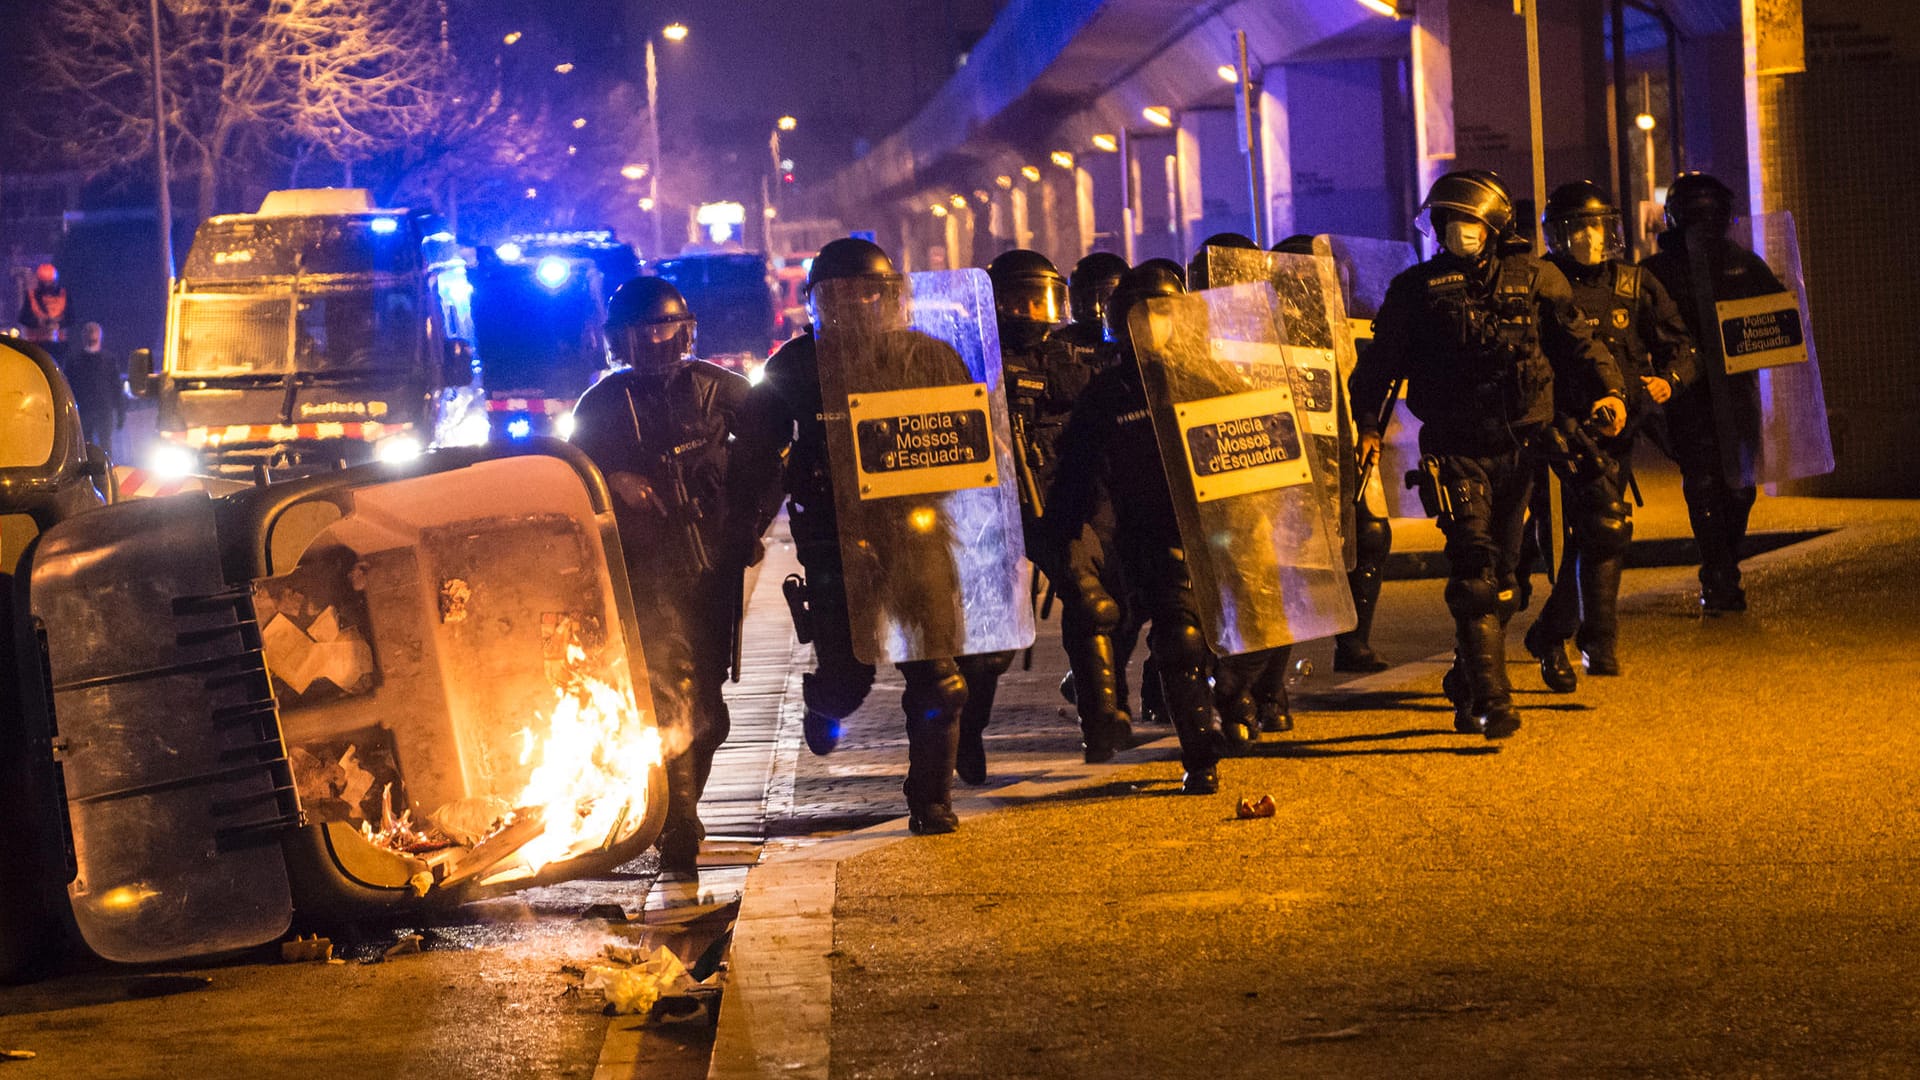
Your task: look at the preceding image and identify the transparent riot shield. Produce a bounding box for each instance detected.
[1315,235,1422,517]
[1202,247,1354,568]
[1744,212,1836,491]
[814,268,1034,664]
[1681,214,1835,490]
[1130,282,1356,655]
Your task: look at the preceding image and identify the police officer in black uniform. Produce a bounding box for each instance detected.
[569,277,750,875]
[1640,172,1783,613]
[1046,263,1225,792]
[729,238,971,834]
[1351,170,1627,738]
[1274,234,1397,675]
[1521,182,1697,687]
[948,250,1072,785]
[1185,232,1302,742]
[1038,252,1155,759]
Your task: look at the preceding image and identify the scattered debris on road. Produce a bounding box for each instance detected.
[1235,794,1277,819]
[281,935,334,963]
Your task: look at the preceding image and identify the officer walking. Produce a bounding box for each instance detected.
[1351,170,1627,738]
[1640,173,1783,613]
[60,322,126,455]
[1522,182,1697,687]
[568,277,750,876]
[1045,263,1225,793]
[949,250,1070,785]
[729,238,978,835]
[1038,252,1154,760]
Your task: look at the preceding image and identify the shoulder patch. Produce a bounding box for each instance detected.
[1613,264,1640,300]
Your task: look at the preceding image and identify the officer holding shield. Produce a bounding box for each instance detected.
[731,238,1016,835]
[1352,170,1626,738]
[1521,182,1697,687]
[1640,173,1787,613]
[1045,264,1228,793]
[949,250,1071,785]
[569,277,751,875]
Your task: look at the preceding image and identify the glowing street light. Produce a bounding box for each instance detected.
[554,62,574,74]
[1354,0,1405,16]
[1020,165,1041,182]
[994,175,1013,190]
[777,115,797,132]
[621,163,648,180]
[1091,133,1118,153]
[949,194,967,209]
[1050,150,1075,170]
[638,197,655,211]
[1142,105,1173,127]
[1635,112,1657,131]
[1217,64,1239,83]
[662,22,689,42]
[503,30,522,45]
[930,204,949,218]
[571,117,587,129]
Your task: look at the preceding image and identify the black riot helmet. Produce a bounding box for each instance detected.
[1272,234,1316,255]
[1068,251,1129,325]
[1104,262,1187,347]
[805,236,905,329]
[1186,232,1257,289]
[1135,257,1188,287]
[1664,172,1736,237]
[605,276,696,370]
[1416,169,1517,239]
[986,248,1068,329]
[1542,180,1624,264]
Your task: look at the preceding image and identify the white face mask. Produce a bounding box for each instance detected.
[1567,222,1608,266]
[1443,220,1488,259]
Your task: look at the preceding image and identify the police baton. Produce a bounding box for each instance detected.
[1353,377,1403,505]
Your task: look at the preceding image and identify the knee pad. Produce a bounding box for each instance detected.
[1149,613,1211,671]
[802,665,874,721]
[1444,574,1501,619]
[1072,587,1123,635]
[1354,513,1392,566]
[1577,499,1634,560]
[957,651,1015,680]
[902,662,968,723]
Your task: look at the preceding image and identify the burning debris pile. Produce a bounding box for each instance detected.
[350,642,664,894]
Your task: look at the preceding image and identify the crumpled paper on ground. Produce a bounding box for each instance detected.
[582,944,715,1018]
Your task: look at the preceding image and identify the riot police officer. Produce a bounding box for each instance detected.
[1186,231,1301,742]
[569,277,750,875]
[1045,263,1225,793]
[1351,170,1627,738]
[1274,234,1396,674]
[1640,172,1783,613]
[728,238,973,835]
[949,250,1071,785]
[1038,252,1154,760]
[1522,182,1697,686]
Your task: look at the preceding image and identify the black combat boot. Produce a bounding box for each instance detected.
[904,715,962,836]
[1161,664,1224,794]
[1068,633,1135,764]
[1251,646,1295,733]
[1689,496,1748,613]
[1576,554,1624,675]
[656,753,704,877]
[1333,567,1389,673]
[1523,619,1578,693]
[1443,654,1478,733]
[1460,613,1521,739]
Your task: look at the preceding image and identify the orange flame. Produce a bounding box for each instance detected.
[505,644,663,875]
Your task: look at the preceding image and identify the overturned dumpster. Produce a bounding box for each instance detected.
[6,428,665,967]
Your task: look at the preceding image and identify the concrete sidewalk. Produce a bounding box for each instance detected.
[710,493,1920,1079]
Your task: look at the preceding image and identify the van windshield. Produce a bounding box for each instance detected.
[174,285,420,376]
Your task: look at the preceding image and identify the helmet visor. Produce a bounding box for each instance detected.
[614,318,695,369]
[994,277,1068,327]
[1545,211,1624,262]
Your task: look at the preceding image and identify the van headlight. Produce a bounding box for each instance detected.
[148,444,198,479]
[376,435,424,464]
[554,411,576,440]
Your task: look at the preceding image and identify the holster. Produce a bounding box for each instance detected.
[782,573,814,645]
[1406,456,1449,520]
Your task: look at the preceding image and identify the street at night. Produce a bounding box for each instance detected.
[1,0,1915,1077]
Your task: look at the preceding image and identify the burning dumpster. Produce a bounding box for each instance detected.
[7,439,665,966]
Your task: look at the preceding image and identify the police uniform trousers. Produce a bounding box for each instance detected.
[1533,431,1637,659]
[793,538,967,816]
[1128,552,1225,776]
[1436,446,1536,713]
[631,570,736,864]
[1665,391,1757,598]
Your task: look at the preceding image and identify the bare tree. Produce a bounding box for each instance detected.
[24,0,450,224]
[263,0,451,183]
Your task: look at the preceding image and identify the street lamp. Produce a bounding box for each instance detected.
[777,115,797,132]
[645,23,688,258]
